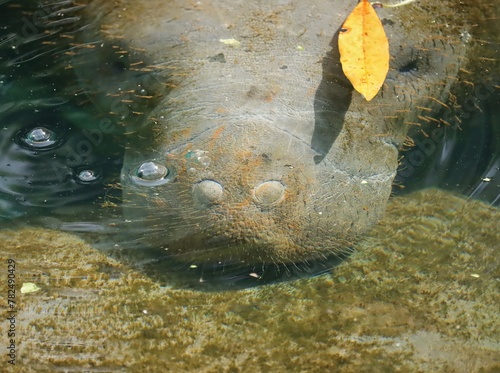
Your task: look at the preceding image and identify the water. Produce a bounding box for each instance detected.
[0,0,126,223]
[0,0,499,371]
[1,189,498,371]
[394,79,500,205]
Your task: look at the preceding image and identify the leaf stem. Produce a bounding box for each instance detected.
[370,0,418,8]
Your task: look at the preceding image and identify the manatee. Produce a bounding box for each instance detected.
[79,0,496,263]
[0,0,498,284]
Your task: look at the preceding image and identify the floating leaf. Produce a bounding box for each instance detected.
[338,0,389,101]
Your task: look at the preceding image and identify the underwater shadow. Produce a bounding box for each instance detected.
[107,245,352,291]
[311,29,353,163]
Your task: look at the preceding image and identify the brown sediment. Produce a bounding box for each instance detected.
[0,188,498,372]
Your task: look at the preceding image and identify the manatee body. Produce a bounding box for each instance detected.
[77,0,473,266]
[1,0,497,274]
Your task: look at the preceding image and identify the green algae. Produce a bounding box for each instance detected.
[0,188,498,372]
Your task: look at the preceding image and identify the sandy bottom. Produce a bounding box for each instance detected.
[0,188,498,372]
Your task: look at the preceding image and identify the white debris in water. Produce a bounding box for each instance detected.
[21,283,41,294]
[219,38,241,47]
[460,30,472,43]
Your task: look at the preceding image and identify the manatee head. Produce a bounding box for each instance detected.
[78,0,480,268]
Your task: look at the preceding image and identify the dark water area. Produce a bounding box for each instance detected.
[0,0,125,223]
[0,1,162,224]
[394,82,500,206]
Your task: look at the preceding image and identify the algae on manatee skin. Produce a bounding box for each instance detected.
[0,188,498,373]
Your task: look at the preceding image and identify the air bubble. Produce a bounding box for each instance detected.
[137,162,168,181]
[130,161,172,186]
[77,169,98,183]
[23,127,57,149]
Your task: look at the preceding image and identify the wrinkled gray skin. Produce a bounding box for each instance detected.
[83,0,469,264]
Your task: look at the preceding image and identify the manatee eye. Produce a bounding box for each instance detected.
[398,59,419,74]
[110,60,127,72]
[20,126,59,150]
[393,47,431,78]
[130,161,172,186]
[384,47,433,102]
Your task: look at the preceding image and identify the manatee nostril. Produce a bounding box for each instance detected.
[193,180,224,206]
[253,181,285,207]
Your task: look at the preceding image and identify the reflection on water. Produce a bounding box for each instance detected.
[0,101,124,220]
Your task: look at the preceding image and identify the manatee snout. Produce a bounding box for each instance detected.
[122,119,396,264]
[193,179,285,208]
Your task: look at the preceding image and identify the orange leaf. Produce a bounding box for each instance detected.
[338,0,389,101]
